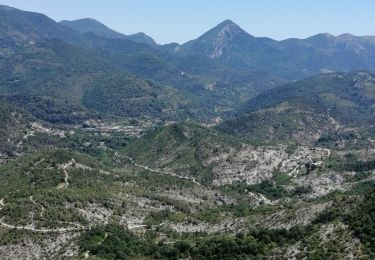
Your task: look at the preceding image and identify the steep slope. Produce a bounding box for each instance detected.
[180,19,274,60]
[0,99,33,158]
[218,72,375,144]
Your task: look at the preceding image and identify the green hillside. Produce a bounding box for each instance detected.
[218,72,375,144]
[123,123,240,184]
[0,99,32,157]
[0,6,282,124]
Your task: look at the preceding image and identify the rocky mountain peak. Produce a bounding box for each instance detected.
[215,19,242,30]
[205,19,247,58]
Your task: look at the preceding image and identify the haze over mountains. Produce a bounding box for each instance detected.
[60,18,157,46]
[177,19,375,78]
[0,4,375,259]
[1,4,375,125]
[60,15,375,79]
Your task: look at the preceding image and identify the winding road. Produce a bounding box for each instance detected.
[57,160,75,189]
[0,197,88,233]
[0,220,88,233]
[121,154,201,186]
[0,155,204,234]
[29,195,45,218]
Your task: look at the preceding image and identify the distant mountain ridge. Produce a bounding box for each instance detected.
[3,2,375,80]
[0,4,80,43]
[176,20,375,79]
[60,18,157,46]
[2,3,375,125]
[0,5,262,124]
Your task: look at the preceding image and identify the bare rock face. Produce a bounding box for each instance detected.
[0,232,80,260]
[207,21,244,59]
[208,145,330,186]
[180,19,252,60]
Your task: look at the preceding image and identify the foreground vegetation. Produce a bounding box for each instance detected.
[79,180,375,259]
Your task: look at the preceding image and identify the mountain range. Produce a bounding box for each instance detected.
[176,19,375,78]
[1,5,375,125]
[1,5,375,127]
[60,16,375,79]
[0,4,375,259]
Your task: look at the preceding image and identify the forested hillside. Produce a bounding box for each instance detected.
[0,4,375,259]
[218,72,375,144]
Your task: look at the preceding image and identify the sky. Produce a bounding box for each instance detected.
[0,0,374,44]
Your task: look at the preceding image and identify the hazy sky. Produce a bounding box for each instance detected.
[1,0,374,44]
